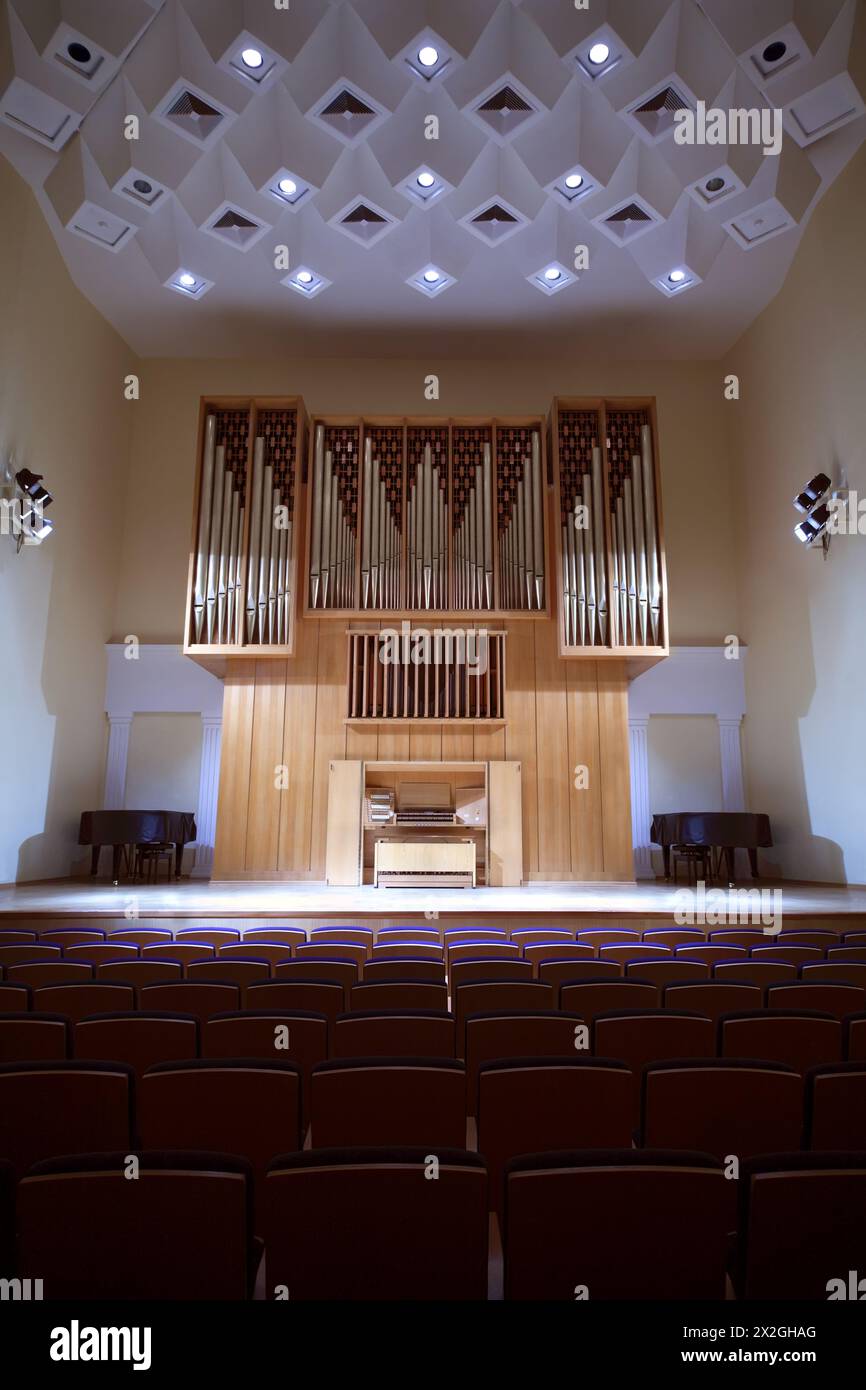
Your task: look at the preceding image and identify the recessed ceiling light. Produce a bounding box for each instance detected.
[706,177,725,193]
[762,41,787,63]
[418,46,439,68]
[133,178,153,195]
[668,269,686,283]
[565,174,584,190]
[417,171,436,188]
[278,178,297,196]
[544,266,562,281]
[241,48,264,69]
[178,272,197,288]
[296,270,313,285]
[423,269,441,283]
[588,42,610,65]
[67,41,92,64]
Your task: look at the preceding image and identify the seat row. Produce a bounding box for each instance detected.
[2,1147,864,1301]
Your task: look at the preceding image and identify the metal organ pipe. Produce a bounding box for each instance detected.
[193,415,216,642]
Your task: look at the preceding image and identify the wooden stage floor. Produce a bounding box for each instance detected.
[1,877,865,924]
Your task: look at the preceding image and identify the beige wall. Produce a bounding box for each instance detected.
[113,357,738,648]
[0,157,135,883]
[125,714,202,814]
[725,140,866,884]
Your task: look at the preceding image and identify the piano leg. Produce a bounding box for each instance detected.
[662,846,671,880]
[723,846,736,886]
[90,846,100,876]
[174,842,183,879]
[748,848,759,878]
[112,844,123,886]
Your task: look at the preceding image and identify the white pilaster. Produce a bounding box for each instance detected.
[628,716,654,878]
[103,715,132,810]
[192,715,223,878]
[718,716,746,812]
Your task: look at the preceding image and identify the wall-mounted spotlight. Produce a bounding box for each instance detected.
[1,466,55,551]
[793,471,832,550]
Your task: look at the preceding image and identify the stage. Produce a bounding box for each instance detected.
[1,877,865,924]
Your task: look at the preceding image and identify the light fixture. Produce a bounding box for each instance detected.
[655,267,696,296]
[67,42,92,64]
[267,171,309,209]
[404,37,451,81]
[588,43,610,65]
[528,262,575,296]
[283,266,331,298]
[179,272,196,288]
[165,268,214,299]
[278,177,297,196]
[668,270,686,283]
[417,172,436,189]
[407,264,454,297]
[794,503,830,545]
[418,46,439,68]
[2,469,55,551]
[792,472,833,548]
[565,173,584,190]
[793,473,831,513]
[241,48,264,69]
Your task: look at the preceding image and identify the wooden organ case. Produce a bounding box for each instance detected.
[183,398,668,884]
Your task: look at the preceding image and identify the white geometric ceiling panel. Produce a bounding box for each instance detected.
[0,0,862,360]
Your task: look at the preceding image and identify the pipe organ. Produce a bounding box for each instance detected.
[185,396,667,670]
[185,398,305,656]
[346,629,506,722]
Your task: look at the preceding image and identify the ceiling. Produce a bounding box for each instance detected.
[1,0,863,360]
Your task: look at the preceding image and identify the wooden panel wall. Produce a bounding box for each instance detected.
[212,619,633,881]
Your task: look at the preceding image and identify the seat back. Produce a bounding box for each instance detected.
[187,958,271,989]
[265,1148,488,1300]
[714,961,797,989]
[296,942,367,969]
[575,930,640,953]
[349,981,448,1013]
[464,1012,585,1115]
[203,1011,328,1127]
[369,944,445,962]
[454,981,554,1050]
[0,1013,70,1063]
[361,958,446,983]
[142,943,216,968]
[246,981,345,1033]
[242,928,307,949]
[846,1015,866,1061]
[220,942,293,967]
[96,960,183,986]
[720,1010,842,1073]
[309,928,374,952]
[559,979,659,1022]
[32,983,135,1023]
[641,929,705,949]
[624,959,710,987]
[138,981,240,1023]
[273,959,358,990]
[594,1011,715,1119]
[65,944,140,966]
[107,930,174,947]
[449,958,532,990]
[675,945,747,967]
[663,981,762,1023]
[600,945,671,968]
[751,945,824,966]
[769,981,866,1019]
[522,943,593,975]
[0,1061,133,1177]
[74,1012,199,1078]
[505,1150,728,1300]
[311,1059,465,1148]
[7,962,93,987]
[641,1060,802,1158]
[805,1064,866,1150]
[510,929,575,949]
[0,984,29,1013]
[0,945,61,967]
[17,1152,252,1300]
[176,929,242,947]
[478,1059,633,1212]
[538,959,622,989]
[40,929,106,947]
[801,962,866,989]
[334,1011,456,1059]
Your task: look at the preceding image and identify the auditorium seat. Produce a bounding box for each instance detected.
[142,943,216,968]
[641,929,704,949]
[576,929,640,954]
[0,931,37,946]
[107,929,173,947]
[600,945,672,968]
[18,1151,255,1299]
[176,928,242,948]
[309,927,374,953]
[0,1061,133,1177]
[477,1059,633,1211]
[369,943,444,962]
[447,943,519,972]
[376,927,439,941]
[204,1011,327,1130]
[640,1060,802,1159]
[751,945,824,967]
[593,1011,715,1119]
[139,1059,302,1229]
[139,981,240,1023]
[735,1153,866,1300]
[7,961,93,987]
[464,1012,586,1114]
[242,928,307,950]
[0,1013,70,1062]
[0,1157,12,1277]
[33,983,135,1023]
[842,932,866,945]
[707,930,766,949]
[676,944,747,967]
[443,928,506,945]
[74,1013,199,1078]
[361,958,446,984]
[559,979,659,1022]
[522,944,593,976]
[510,928,574,949]
[504,1150,728,1301]
[349,980,448,1013]
[246,981,345,1033]
[846,1014,866,1060]
[96,960,183,986]
[311,1058,466,1148]
[265,1148,488,1300]
[450,958,532,990]
[804,1064,866,1150]
[539,959,622,990]
[187,958,271,990]
[714,961,797,989]
[0,983,29,1012]
[0,945,61,967]
[719,1011,842,1073]
[64,944,140,967]
[767,981,866,1020]
[801,962,866,989]
[663,981,762,1023]
[827,946,866,963]
[454,981,554,1050]
[274,959,358,990]
[220,942,293,968]
[776,931,837,949]
[41,929,106,947]
[625,959,710,988]
[296,942,367,970]
[334,1011,455,1059]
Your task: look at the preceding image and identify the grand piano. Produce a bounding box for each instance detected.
[650,811,773,883]
[79,810,197,884]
